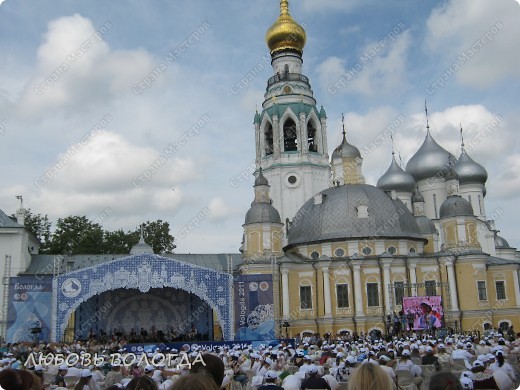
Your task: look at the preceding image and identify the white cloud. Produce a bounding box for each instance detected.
[317,30,411,96]
[208,197,239,222]
[426,0,520,88]
[301,0,361,12]
[490,154,520,199]
[18,14,156,114]
[329,104,514,190]
[39,131,198,193]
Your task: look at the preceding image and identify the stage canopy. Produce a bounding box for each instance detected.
[52,254,234,341]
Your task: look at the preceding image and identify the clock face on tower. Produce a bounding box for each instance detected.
[283,85,292,94]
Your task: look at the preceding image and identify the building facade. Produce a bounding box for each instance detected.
[0,0,518,342]
[240,0,520,337]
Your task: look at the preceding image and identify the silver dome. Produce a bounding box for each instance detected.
[415,216,437,234]
[255,168,269,186]
[287,184,424,246]
[495,235,511,249]
[377,155,416,192]
[454,150,488,185]
[332,133,361,159]
[439,195,473,218]
[130,239,154,255]
[406,131,454,181]
[245,203,281,224]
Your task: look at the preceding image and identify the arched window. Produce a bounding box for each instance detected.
[307,121,317,152]
[264,123,274,156]
[283,119,298,151]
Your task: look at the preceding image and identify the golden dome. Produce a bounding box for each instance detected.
[266,0,306,55]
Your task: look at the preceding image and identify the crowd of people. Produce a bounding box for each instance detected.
[0,327,518,390]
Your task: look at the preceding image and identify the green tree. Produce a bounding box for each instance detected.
[14,209,52,252]
[49,216,104,255]
[102,229,134,254]
[128,220,176,254]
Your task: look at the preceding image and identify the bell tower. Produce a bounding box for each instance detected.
[254,0,331,226]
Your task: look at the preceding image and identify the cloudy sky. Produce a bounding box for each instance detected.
[0,0,519,253]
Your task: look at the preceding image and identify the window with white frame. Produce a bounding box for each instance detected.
[300,285,312,309]
[496,281,506,300]
[477,281,487,301]
[394,282,405,305]
[367,283,379,307]
[336,284,349,308]
[425,280,437,296]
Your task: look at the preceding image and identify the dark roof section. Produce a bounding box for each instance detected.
[22,253,243,275]
[287,184,424,247]
[0,209,22,228]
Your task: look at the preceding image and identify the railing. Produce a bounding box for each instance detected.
[267,73,310,87]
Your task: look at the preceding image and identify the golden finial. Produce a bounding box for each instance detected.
[280,0,289,15]
[266,0,306,55]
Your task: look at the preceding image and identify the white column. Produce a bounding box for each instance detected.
[383,264,391,315]
[323,267,332,316]
[512,267,520,308]
[353,264,364,316]
[444,258,459,311]
[409,263,417,296]
[273,116,281,158]
[281,269,290,318]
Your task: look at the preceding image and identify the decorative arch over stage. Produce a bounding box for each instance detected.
[51,254,234,341]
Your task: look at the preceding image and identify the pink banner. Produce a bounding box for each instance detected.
[402,296,443,330]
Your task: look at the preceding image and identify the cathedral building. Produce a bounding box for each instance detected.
[240,0,520,336]
[0,1,518,343]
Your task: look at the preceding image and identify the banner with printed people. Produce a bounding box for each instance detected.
[402,295,444,330]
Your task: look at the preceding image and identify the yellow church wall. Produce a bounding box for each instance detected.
[245,227,262,257]
[385,240,399,255]
[443,221,458,247]
[358,263,382,315]
[342,157,362,184]
[455,261,481,310]
[423,236,435,254]
[465,222,479,247]
[414,263,440,286]
[331,243,348,257]
[306,245,322,259]
[487,267,518,308]
[271,228,283,253]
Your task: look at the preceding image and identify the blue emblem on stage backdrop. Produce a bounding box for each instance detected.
[52,254,234,341]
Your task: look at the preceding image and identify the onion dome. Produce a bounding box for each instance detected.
[406,130,454,181]
[245,169,281,225]
[445,157,459,181]
[377,154,416,192]
[287,184,424,247]
[130,227,154,255]
[245,204,281,224]
[415,216,437,234]
[439,195,474,218]
[495,235,511,249]
[255,168,269,186]
[332,132,361,160]
[266,0,306,55]
[412,186,425,203]
[454,150,488,185]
